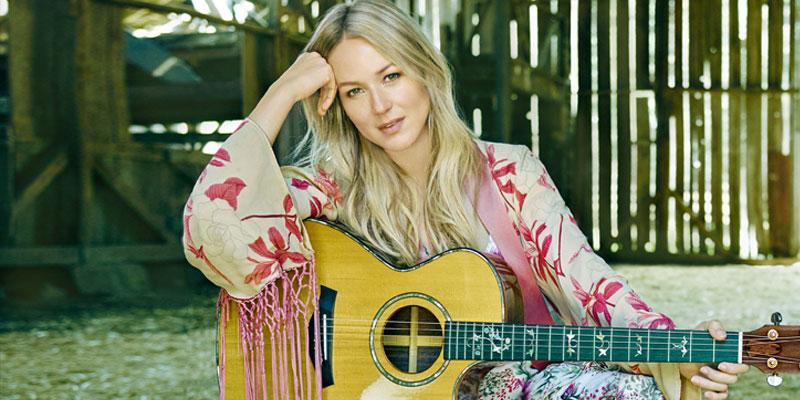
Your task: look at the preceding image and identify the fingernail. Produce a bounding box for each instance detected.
[691,376,699,384]
[701,367,709,374]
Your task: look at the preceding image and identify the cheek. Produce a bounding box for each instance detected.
[342,102,367,126]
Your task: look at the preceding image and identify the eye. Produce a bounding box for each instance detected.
[384,72,401,82]
[346,88,364,97]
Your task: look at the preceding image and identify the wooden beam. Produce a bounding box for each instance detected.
[493,0,511,143]
[93,160,178,243]
[0,244,185,266]
[0,246,80,266]
[0,107,11,245]
[10,150,69,225]
[128,81,242,124]
[653,0,670,255]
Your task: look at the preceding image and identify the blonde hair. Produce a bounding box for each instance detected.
[297,0,483,265]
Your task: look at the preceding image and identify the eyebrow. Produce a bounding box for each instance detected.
[337,63,395,87]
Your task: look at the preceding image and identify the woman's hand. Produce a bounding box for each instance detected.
[273,51,338,116]
[679,320,749,399]
[248,51,338,144]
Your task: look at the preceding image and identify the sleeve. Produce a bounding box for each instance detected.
[181,120,341,299]
[502,145,685,398]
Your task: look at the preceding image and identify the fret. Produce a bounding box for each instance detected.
[468,322,473,359]
[609,328,614,361]
[737,332,743,364]
[488,323,494,361]
[444,321,449,359]
[459,322,465,360]
[647,329,651,362]
[548,325,552,361]
[592,327,596,361]
[458,321,463,360]
[712,335,716,361]
[688,330,692,363]
[627,328,631,361]
[667,330,671,362]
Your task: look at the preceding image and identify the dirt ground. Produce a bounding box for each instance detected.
[1,263,798,399]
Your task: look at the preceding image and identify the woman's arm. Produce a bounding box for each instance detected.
[182,52,340,298]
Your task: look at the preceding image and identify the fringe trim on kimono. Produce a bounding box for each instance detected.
[217,261,323,400]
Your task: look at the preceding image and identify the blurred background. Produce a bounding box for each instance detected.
[0,0,798,398]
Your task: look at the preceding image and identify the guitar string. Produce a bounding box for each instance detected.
[293,316,799,339]
[320,328,800,345]
[310,323,796,341]
[306,336,799,363]
[313,333,746,351]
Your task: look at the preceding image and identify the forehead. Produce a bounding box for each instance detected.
[327,37,393,82]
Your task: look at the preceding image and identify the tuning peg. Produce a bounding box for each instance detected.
[767,373,783,387]
[770,312,782,326]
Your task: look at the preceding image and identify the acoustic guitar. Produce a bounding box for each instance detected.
[219,219,798,399]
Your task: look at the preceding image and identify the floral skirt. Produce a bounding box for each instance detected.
[478,361,665,400]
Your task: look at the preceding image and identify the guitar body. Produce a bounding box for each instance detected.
[220,219,522,399]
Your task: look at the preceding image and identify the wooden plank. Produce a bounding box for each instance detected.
[494,0,512,143]
[689,0,707,254]
[572,0,594,242]
[653,0,670,255]
[768,0,783,88]
[597,0,612,252]
[688,0,705,88]
[635,0,651,89]
[10,150,69,223]
[706,0,723,255]
[728,92,742,256]
[128,81,243,124]
[765,0,790,256]
[729,0,742,87]
[673,0,684,89]
[727,0,742,256]
[615,0,633,257]
[710,91,723,256]
[0,116,10,245]
[791,0,800,256]
[635,96,651,252]
[746,0,768,256]
[94,161,178,243]
[0,246,80,266]
[0,244,185,266]
[674,94,686,254]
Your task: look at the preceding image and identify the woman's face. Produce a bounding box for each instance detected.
[327,37,432,162]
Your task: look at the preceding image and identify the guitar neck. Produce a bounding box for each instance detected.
[444,321,742,364]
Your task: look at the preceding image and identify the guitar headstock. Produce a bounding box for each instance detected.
[742,313,800,386]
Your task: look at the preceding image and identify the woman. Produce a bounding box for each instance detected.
[183,1,747,398]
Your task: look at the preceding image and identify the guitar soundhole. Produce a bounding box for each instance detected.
[381,305,443,374]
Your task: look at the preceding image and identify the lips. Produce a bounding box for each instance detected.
[378,117,405,134]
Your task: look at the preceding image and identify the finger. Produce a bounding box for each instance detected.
[719,362,749,375]
[704,391,728,400]
[316,73,332,115]
[691,375,728,392]
[707,320,726,340]
[324,69,337,109]
[700,366,738,385]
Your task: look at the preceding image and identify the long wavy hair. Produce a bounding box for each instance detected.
[296,0,483,265]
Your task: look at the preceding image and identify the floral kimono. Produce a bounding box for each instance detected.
[183,120,700,399]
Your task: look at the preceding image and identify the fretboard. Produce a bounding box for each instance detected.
[444,321,741,364]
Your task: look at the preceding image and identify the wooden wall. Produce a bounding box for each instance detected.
[567,0,799,263]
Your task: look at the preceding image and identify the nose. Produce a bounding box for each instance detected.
[370,88,392,114]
